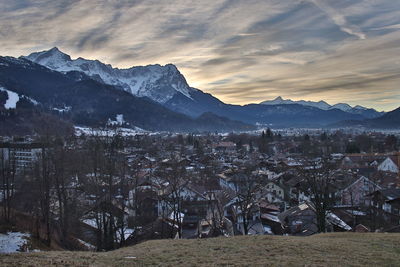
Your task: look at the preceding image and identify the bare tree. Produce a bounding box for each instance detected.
[32,143,52,246]
[301,158,337,233]
[199,161,225,237]
[0,148,16,223]
[156,158,187,238]
[231,162,264,235]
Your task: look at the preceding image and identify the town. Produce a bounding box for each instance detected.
[0,128,399,252]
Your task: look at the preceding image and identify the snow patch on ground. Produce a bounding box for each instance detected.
[0,232,30,253]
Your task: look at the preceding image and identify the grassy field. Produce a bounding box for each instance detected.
[0,233,399,266]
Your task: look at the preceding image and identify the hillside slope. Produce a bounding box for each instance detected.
[1,233,399,266]
[331,107,400,129]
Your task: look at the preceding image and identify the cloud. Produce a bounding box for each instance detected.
[0,0,399,111]
[371,24,400,31]
[309,0,366,40]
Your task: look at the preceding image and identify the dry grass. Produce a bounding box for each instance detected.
[1,233,400,266]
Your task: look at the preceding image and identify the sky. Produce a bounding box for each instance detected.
[0,0,399,111]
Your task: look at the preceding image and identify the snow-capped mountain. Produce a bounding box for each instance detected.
[0,55,253,133]
[260,96,331,110]
[354,105,368,110]
[23,47,194,104]
[330,103,353,112]
[20,48,384,126]
[260,96,382,117]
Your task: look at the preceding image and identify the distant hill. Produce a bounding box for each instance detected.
[366,106,400,128]
[332,107,400,129]
[2,233,400,266]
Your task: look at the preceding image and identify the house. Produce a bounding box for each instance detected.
[79,200,132,249]
[263,182,285,200]
[259,181,288,211]
[278,202,319,236]
[129,189,159,226]
[212,142,236,153]
[330,208,367,230]
[341,176,381,206]
[258,200,282,234]
[342,153,387,170]
[378,156,399,174]
[223,196,265,235]
[387,197,400,219]
[128,178,161,226]
[369,189,400,214]
[278,202,351,236]
[384,195,400,232]
[367,188,400,228]
[217,173,235,191]
[342,153,400,176]
[158,182,218,238]
[371,171,399,188]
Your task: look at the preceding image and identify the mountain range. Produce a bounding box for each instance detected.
[24,47,194,104]
[0,56,253,135]
[260,96,383,118]
[0,47,398,135]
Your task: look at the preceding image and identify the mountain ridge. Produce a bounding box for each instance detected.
[23,47,194,104]
[331,107,400,129]
[17,48,397,129]
[24,48,382,118]
[260,96,383,117]
[0,55,254,134]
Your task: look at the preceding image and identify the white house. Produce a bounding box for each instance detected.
[378,157,399,174]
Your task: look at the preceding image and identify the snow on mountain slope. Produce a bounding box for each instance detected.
[0,86,39,109]
[23,47,194,104]
[354,105,368,110]
[298,100,330,110]
[331,103,352,111]
[0,87,19,109]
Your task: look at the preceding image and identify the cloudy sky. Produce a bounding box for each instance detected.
[1,0,399,111]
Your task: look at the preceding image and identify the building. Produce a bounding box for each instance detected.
[378,156,399,174]
[0,139,43,172]
[341,176,380,206]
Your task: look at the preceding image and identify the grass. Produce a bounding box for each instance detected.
[1,233,400,266]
